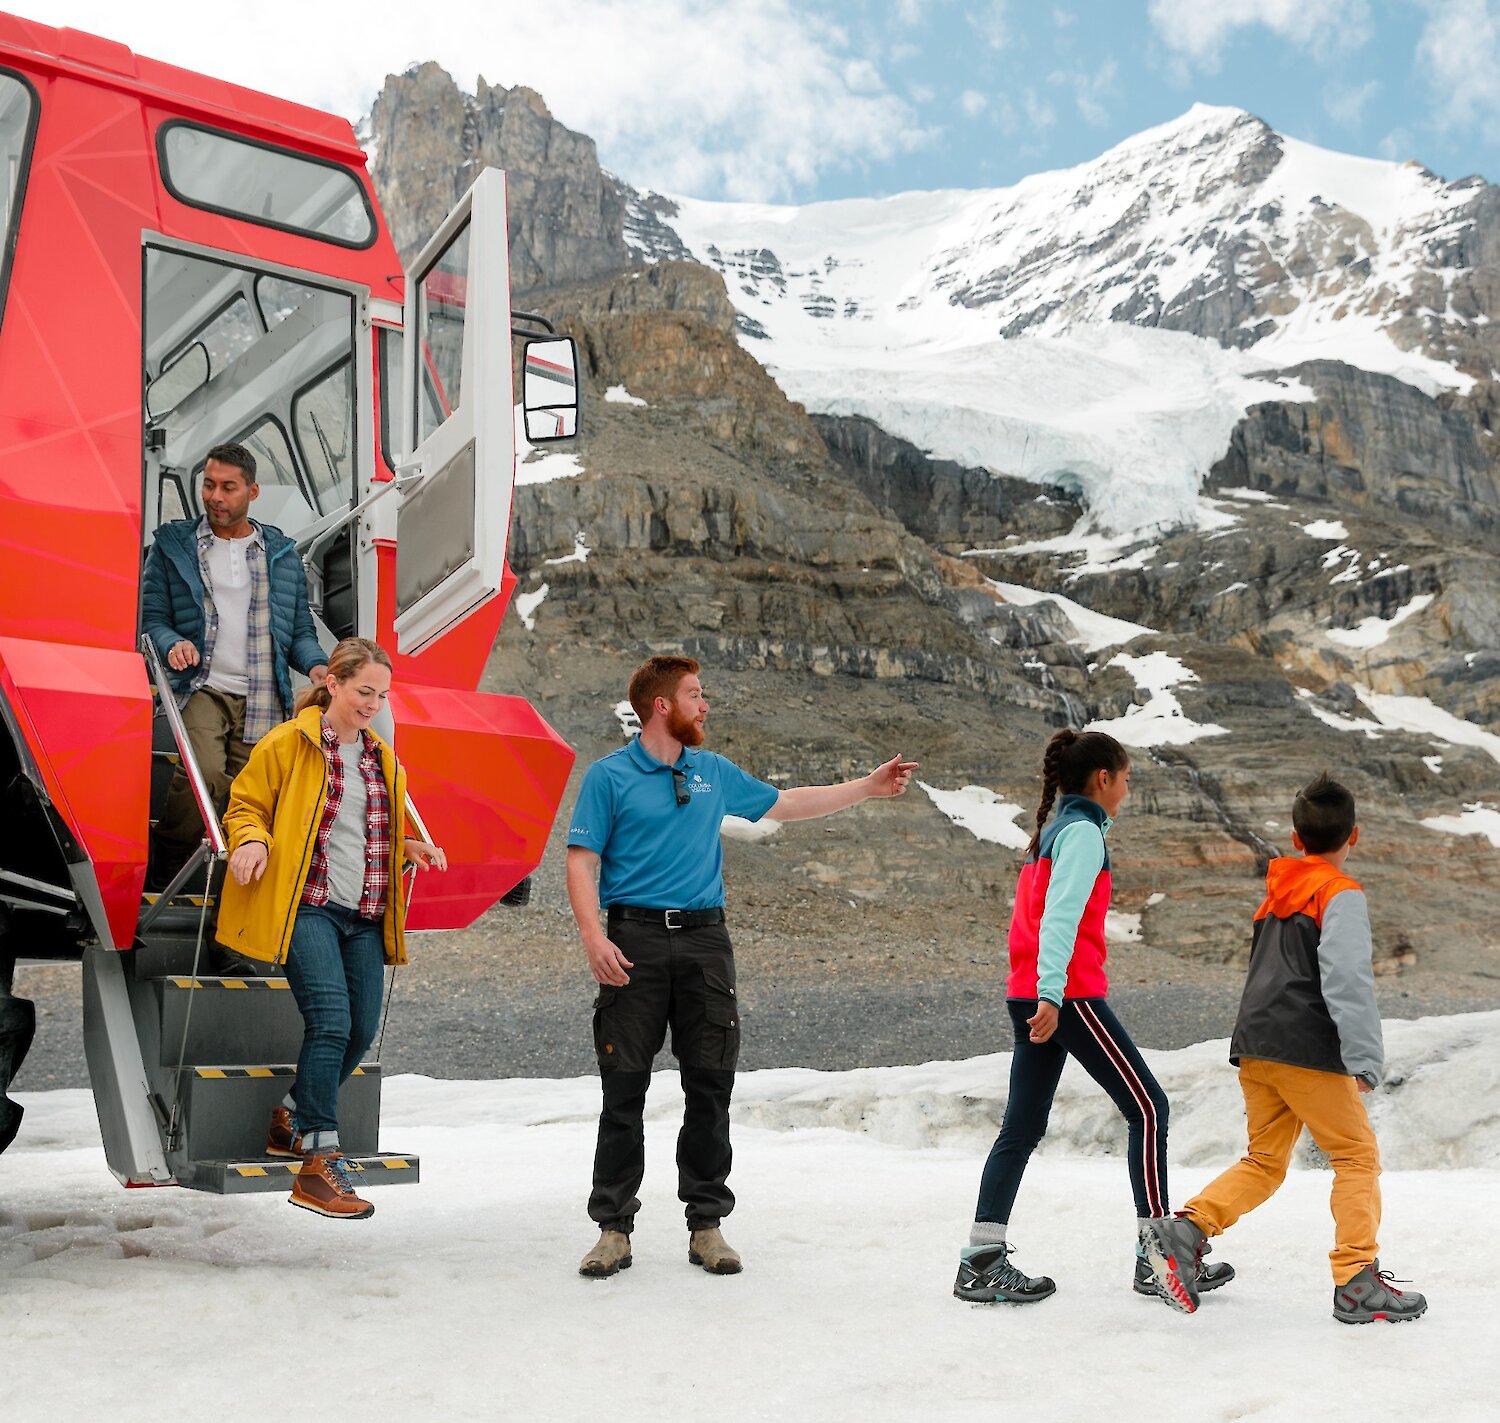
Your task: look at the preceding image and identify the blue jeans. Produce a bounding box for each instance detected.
[283,903,386,1137]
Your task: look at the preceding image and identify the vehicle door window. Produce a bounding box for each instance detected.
[1,70,39,329]
[293,360,355,509]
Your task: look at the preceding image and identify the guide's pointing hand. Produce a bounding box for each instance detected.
[870,755,919,798]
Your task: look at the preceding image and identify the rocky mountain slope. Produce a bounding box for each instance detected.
[365,71,1500,996]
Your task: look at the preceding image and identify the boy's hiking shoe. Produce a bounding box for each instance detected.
[1333,1263,1427,1324]
[1134,1239,1235,1299]
[265,1105,303,1159]
[953,1243,1056,1304]
[579,1229,633,1278]
[688,1227,742,1274]
[289,1151,374,1220]
[1138,1217,1203,1314]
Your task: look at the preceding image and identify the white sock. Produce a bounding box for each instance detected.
[969,1222,1008,1247]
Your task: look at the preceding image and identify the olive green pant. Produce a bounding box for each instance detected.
[154,687,251,864]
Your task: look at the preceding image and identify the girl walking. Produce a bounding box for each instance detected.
[953,729,1231,1313]
[217,636,445,1219]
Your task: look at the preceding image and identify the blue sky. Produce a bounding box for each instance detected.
[21,1,1500,202]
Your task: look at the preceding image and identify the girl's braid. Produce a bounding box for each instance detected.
[1026,728,1077,858]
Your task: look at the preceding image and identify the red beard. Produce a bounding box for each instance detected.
[666,705,706,747]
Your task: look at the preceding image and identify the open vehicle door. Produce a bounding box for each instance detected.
[392,169,513,654]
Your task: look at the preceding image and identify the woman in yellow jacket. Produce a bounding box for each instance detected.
[218,636,444,1220]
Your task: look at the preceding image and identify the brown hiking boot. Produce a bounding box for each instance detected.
[266,1105,303,1159]
[578,1229,633,1278]
[289,1151,374,1220]
[689,1227,742,1274]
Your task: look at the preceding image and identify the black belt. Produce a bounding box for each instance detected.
[607,905,725,930]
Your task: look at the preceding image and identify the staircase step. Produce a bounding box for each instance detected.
[171,1063,382,1163]
[152,975,309,1066]
[179,1151,419,1195]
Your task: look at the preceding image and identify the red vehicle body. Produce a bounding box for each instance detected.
[0,13,578,1187]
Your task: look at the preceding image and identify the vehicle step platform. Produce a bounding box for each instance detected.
[178,1151,420,1194]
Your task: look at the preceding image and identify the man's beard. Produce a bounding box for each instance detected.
[666,706,706,747]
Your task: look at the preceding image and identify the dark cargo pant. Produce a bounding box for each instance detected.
[588,913,740,1233]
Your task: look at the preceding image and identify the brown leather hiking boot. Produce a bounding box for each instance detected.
[266,1105,303,1159]
[578,1230,633,1278]
[689,1227,742,1274]
[289,1151,374,1219]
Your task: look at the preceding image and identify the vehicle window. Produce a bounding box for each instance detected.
[174,295,258,379]
[1,70,38,329]
[416,222,470,444]
[159,122,374,248]
[257,274,323,331]
[378,327,402,472]
[293,360,355,509]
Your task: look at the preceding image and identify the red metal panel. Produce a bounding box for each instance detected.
[388,683,574,931]
[0,637,151,948]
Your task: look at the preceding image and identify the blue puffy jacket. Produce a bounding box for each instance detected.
[141,518,328,714]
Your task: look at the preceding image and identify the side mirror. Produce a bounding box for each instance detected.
[146,342,210,421]
[521,337,581,442]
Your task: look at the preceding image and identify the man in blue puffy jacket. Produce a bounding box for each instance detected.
[143,443,329,876]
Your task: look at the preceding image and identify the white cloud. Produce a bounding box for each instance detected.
[960,89,989,117]
[1379,125,1415,160]
[1416,0,1500,137]
[16,0,929,203]
[1147,0,1369,70]
[968,0,1010,50]
[1049,58,1119,128]
[1324,78,1379,128]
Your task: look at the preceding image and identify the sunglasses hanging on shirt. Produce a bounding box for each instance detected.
[672,767,690,807]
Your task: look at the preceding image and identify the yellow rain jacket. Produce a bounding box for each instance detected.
[217,706,411,966]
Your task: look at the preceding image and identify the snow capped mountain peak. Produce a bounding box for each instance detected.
[644,107,1494,533]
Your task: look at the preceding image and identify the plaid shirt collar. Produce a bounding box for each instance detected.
[300,719,392,920]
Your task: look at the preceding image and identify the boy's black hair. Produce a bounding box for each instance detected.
[1026,728,1129,857]
[1293,772,1357,854]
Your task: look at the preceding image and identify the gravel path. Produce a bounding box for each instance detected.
[10,957,1492,1091]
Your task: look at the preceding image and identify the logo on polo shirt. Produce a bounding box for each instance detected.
[689,774,712,794]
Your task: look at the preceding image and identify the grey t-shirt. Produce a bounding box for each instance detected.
[325,738,369,910]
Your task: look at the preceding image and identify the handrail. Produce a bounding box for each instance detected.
[139,636,228,859]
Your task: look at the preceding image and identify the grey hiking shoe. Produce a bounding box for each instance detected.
[953,1243,1056,1304]
[1333,1263,1427,1324]
[689,1226,742,1274]
[1134,1237,1235,1299]
[1138,1217,1203,1314]
[578,1229,632,1278]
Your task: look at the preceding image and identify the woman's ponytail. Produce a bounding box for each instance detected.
[292,637,393,717]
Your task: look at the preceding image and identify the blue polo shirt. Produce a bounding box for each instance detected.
[567,738,780,910]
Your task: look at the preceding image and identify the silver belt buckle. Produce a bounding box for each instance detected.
[664,909,683,930]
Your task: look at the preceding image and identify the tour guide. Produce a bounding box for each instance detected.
[566,655,917,1278]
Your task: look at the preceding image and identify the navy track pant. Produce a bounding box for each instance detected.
[975,997,1171,1224]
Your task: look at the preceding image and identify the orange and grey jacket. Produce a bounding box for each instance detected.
[1230,856,1383,1086]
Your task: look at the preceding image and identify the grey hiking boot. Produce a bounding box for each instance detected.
[578,1229,632,1278]
[1134,1236,1235,1299]
[688,1226,742,1274]
[1138,1217,1204,1314]
[953,1243,1057,1304]
[1333,1263,1427,1324]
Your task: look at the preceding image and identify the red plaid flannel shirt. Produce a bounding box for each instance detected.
[300,722,391,919]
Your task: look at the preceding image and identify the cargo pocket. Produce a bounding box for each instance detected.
[592,986,619,1069]
[700,967,741,1072]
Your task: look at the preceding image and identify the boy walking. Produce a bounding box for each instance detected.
[1150,773,1426,1323]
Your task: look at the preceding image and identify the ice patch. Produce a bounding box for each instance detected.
[604,384,648,406]
[1326,594,1434,649]
[544,532,591,566]
[1104,910,1141,944]
[514,403,584,485]
[614,700,641,740]
[919,782,1032,850]
[985,579,1155,652]
[1302,520,1349,540]
[1355,686,1500,765]
[1086,651,1229,748]
[721,815,780,843]
[1420,804,1500,849]
[514,582,548,631]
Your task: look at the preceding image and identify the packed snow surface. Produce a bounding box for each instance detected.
[1086,651,1229,748]
[1326,594,1433,649]
[1420,803,1500,849]
[4,1012,1498,1421]
[514,403,584,485]
[659,106,1477,534]
[513,581,548,631]
[986,578,1156,651]
[604,384,648,406]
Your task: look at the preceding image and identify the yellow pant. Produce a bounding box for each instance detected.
[1182,1057,1381,1286]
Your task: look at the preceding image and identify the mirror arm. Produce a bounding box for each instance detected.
[511,309,557,339]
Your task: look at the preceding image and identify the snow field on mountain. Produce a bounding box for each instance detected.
[3,1013,1497,1421]
[662,105,1476,536]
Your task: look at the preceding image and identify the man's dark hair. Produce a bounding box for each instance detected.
[1293,772,1357,854]
[628,655,700,727]
[204,441,257,482]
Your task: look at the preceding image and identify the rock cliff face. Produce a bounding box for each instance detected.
[362,74,1500,993]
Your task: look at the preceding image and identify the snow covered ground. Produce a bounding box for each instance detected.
[4,1014,1497,1421]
